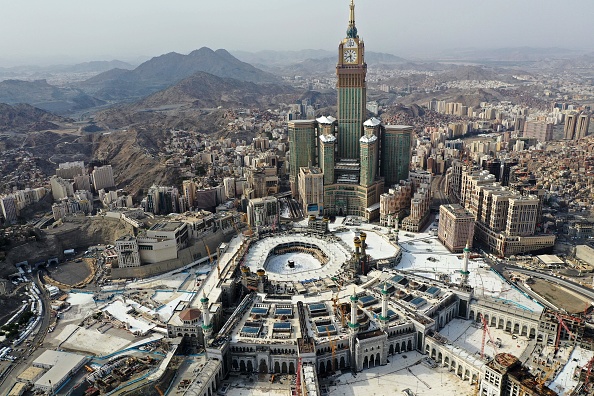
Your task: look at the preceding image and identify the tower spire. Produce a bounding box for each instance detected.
[347,0,358,38]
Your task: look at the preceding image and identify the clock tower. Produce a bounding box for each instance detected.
[337,0,367,160]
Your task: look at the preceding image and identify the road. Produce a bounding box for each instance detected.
[486,259,594,306]
[0,271,52,394]
[430,175,450,212]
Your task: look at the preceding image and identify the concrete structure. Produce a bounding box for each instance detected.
[479,353,556,396]
[91,165,115,191]
[247,196,279,231]
[56,161,85,179]
[0,195,18,224]
[523,121,553,142]
[438,204,475,253]
[50,176,74,200]
[31,350,89,392]
[298,167,324,216]
[115,236,141,268]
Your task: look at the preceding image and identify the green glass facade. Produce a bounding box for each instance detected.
[288,120,317,195]
[337,87,366,160]
[381,125,412,188]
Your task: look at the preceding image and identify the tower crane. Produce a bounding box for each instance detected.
[480,313,498,359]
[552,312,579,352]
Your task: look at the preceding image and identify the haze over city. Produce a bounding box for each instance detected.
[2,0,594,66]
[2,0,594,395]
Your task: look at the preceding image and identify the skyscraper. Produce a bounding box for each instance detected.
[289,0,412,220]
[337,0,367,160]
[381,125,412,187]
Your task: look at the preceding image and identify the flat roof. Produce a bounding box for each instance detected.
[149,221,184,232]
[34,350,87,390]
[17,366,45,381]
[537,254,564,265]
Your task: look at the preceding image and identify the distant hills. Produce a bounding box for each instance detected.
[0,79,105,114]
[93,71,296,129]
[0,103,69,132]
[137,71,294,109]
[78,47,281,101]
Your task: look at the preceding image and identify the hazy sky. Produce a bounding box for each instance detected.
[1,0,593,66]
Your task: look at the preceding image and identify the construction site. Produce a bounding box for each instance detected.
[4,216,594,396]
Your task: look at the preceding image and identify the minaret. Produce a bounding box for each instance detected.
[201,293,213,344]
[379,282,389,331]
[349,288,359,333]
[461,242,471,287]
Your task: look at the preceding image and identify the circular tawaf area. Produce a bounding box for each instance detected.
[243,234,350,282]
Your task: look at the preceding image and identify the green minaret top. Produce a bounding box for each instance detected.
[381,281,389,295]
[463,242,471,253]
[347,0,358,38]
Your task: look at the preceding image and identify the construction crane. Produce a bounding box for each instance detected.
[552,312,578,352]
[480,313,498,359]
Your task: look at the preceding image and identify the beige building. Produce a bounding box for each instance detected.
[50,176,74,200]
[379,180,412,227]
[92,165,115,191]
[115,236,141,268]
[247,196,279,230]
[298,167,324,216]
[438,204,475,253]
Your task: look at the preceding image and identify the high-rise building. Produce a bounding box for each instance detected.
[285,1,411,220]
[576,113,591,140]
[381,126,412,187]
[288,120,317,196]
[298,167,324,216]
[92,165,115,191]
[56,161,85,179]
[247,196,279,231]
[50,176,74,200]
[564,112,579,140]
[0,195,18,224]
[359,120,380,187]
[438,204,475,253]
[523,121,553,142]
[337,0,367,160]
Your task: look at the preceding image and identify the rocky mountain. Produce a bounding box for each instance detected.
[138,71,294,108]
[78,47,281,101]
[93,71,295,129]
[0,79,105,114]
[0,103,69,132]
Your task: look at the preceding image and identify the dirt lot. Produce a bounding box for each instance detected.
[46,260,92,286]
[530,279,591,314]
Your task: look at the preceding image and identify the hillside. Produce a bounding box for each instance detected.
[79,47,281,101]
[93,71,295,129]
[0,79,104,114]
[0,103,69,132]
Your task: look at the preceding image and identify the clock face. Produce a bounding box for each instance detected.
[343,49,357,63]
[345,38,357,48]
